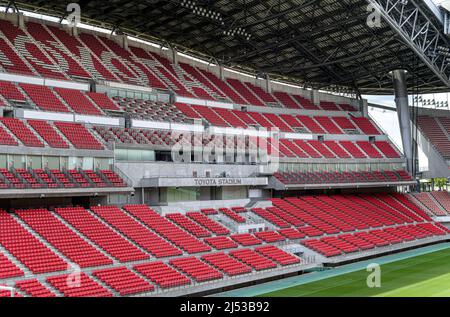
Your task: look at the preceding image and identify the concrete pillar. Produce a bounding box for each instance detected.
[115,34,128,50]
[170,47,178,65]
[311,90,321,106]
[391,69,414,174]
[265,74,272,93]
[360,99,369,117]
[64,24,78,37]
[218,65,225,80]
[17,13,25,29]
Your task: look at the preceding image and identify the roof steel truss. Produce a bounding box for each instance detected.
[367,0,450,88]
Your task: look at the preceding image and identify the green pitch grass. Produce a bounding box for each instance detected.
[261,248,450,297]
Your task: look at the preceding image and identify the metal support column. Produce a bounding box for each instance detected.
[391,69,413,174]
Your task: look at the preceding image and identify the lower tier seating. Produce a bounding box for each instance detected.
[0,195,447,297]
[92,267,155,296]
[430,191,450,215]
[46,272,113,297]
[303,223,448,257]
[411,192,448,216]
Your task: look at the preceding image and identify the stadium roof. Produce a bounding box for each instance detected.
[4,0,450,95]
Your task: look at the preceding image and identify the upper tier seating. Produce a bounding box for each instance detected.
[174,102,203,120]
[54,122,104,150]
[292,94,320,110]
[297,116,326,134]
[0,37,35,76]
[147,52,195,98]
[244,82,277,105]
[79,33,135,84]
[356,141,383,158]
[417,116,450,158]
[27,120,69,148]
[192,105,229,127]
[0,20,366,113]
[333,116,358,132]
[339,103,357,111]
[314,116,343,134]
[26,22,91,79]
[47,25,117,81]
[0,117,43,147]
[226,78,261,105]
[351,117,380,135]
[0,81,26,102]
[273,91,301,109]
[87,92,122,112]
[179,63,227,99]
[0,20,66,79]
[54,88,103,115]
[0,123,18,146]
[20,84,70,113]
[319,101,340,111]
[197,69,248,104]
[374,141,400,158]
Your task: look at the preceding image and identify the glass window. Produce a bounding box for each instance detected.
[0,154,7,169]
[167,187,200,202]
[29,156,42,169]
[94,158,110,170]
[10,155,25,169]
[82,157,94,170]
[68,157,79,170]
[46,156,60,170]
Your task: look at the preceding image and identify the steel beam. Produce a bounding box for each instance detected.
[367,0,450,89]
[391,69,414,174]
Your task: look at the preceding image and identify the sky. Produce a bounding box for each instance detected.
[365,95,429,171]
